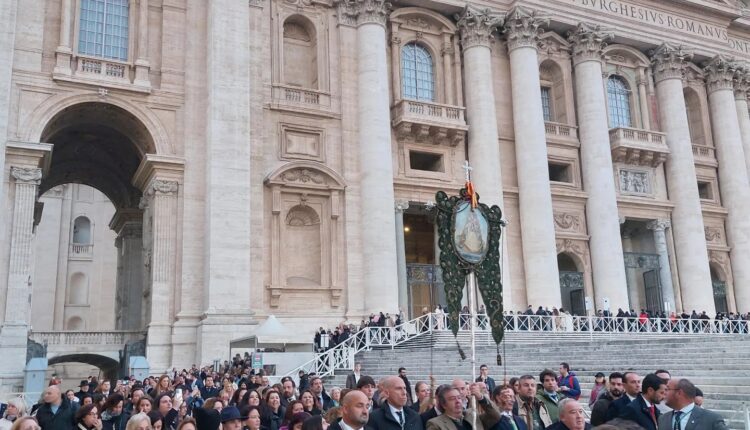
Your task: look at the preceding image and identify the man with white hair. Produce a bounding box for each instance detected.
[545,399,590,430]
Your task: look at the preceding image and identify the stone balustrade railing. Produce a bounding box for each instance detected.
[692,144,716,160]
[30,330,145,346]
[271,84,332,109]
[544,121,578,140]
[609,126,669,167]
[392,99,466,126]
[70,243,93,254]
[76,56,129,80]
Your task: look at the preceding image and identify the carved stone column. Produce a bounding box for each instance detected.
[53,0,73,76]
[620,227,639,310]
[647,219,676,312]
[111,209,144,331]
[3,167,42,325]
[705,55,750,311]
[142,179,178,370]
[568,23,629,311]
[338,0,399,313]
[733,69,750,180]
[504,6,561,307]
[394,200,409,312]
[651,43,713,313]
[134,0,151,87]
[456,5,512,304]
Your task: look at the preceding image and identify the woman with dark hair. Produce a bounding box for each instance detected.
[301,416,328,430]
[231,389,247,407]
[242,406,262,430]
[288,413,311,430]
[75,404,102,430]
[147,411,165,430]
[298,391,320,416]
[241,390,261,409]
[153,376,172,398]
[260,391,284,430]
[93,394,106,412]
[154,393,181,430]
[102,394,130,430]
[280,401,304,430]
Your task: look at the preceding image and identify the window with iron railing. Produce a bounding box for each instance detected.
[78,0,129,61]
[607,75,632,128]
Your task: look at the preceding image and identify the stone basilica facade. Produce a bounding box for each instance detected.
[1,0,750,384]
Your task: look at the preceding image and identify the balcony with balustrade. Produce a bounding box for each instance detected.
[391,99,467,146]
[270,84,334,117]
[692,144,719,167]
[544,121,579,145]
[609,127,669,167]
[69,243,93,261]
[53,55,151,94]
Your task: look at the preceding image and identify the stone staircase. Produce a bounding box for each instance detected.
[322,332,750,429]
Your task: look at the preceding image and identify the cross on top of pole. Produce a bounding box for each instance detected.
[462,160,473,182]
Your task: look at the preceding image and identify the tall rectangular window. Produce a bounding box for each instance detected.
[78,0,129,61]
[541,87,552,122]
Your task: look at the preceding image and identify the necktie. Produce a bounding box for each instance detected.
[673,411,683,430]
[396,410,404,428]
[506,415,518,430]
[649,405,657,424]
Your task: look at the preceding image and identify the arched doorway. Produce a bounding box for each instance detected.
[35,102,151,334]
[710,264,728,314]
[48,353,121,388]
[558,253,585,316]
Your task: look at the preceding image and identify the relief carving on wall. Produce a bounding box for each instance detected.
[705,226,723,243]
[619,169,650,194]
[553,212,582,233]
[556,239,589,263]
[280,168,326,185]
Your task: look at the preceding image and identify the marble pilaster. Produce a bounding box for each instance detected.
[133,0,151,87]
[504,6,561,307]
[395,200,409,312]
[111,209,144,331]
[620,228,639,310]
[647,219,676,312]
[651,43,714,313]
[705,56,750,312]
[53,0,73,76]
[456,5,513,304]
[568,23,629,311]
[339,0,400,313]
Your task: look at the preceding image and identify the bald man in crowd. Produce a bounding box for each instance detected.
[331,390,371,430]
[367,376,424,430]
[36,385,77,430]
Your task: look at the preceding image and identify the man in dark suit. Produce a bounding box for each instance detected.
[330,390,370,430]
[367,376,424,430]
[658,378,728,430]
[494,386,527,430]
[606,372,641,421]
[546,399,591,430]
[619,373,667,430]
[347,363,364,390]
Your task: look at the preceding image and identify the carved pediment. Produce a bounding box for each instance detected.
[265,161,346,190]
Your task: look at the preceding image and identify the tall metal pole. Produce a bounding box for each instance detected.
[467,272,478,429]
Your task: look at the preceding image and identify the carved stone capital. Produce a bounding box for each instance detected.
[704,55,739,94]
[734,65,750,101]
[10,167,42,185]
[567,22,613,66]
[650,43,693,83]
[335,0,391,27]
[147,179,179,196]
[441,42,454,56]
[646,219,670,232]
[503,6,549,53]
[395,199,410,213]
[455,5,504,50]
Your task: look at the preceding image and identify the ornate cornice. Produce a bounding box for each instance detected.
[503,6,549,53]
[566,22,613,66]
[335,0,391,27]
[147,179,179,196]
[704,55,739,94]
[10,167,42,185]
[650,43,693,84]
[455,5,504,50]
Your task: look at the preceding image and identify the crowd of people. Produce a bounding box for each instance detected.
[0,357,727,430]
